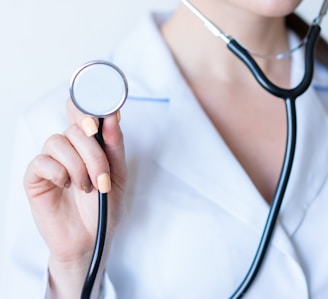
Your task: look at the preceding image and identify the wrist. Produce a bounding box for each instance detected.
[48,256,90,299]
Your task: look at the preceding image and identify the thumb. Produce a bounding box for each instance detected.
[101,111,126,187]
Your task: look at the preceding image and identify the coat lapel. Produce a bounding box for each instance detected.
[149,63,309,297]
[153,30,328,240]
[154,78,270,230]
[279,34,328,235]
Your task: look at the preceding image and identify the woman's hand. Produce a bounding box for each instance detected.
[24,98,127,298]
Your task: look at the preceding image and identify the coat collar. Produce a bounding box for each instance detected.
[113,12,328,255]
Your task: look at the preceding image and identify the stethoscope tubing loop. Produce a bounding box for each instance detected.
[227,25,321,100]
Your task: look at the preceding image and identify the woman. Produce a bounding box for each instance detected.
[3,0,328,298]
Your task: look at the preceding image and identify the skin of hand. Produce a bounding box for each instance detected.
[24,98,127,299]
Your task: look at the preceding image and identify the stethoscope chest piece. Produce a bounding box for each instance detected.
[70,60,128,117]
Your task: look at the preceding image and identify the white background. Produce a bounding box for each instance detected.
[0,0,327,285]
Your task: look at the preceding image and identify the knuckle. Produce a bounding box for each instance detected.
[75,162,88,177]
[43,134,65,152]
[90,152,108,170]
[65,123,81,137]
[32,154,47,168]
[48,133,65,144]
[52,167,68,186]
[105,128,124,148]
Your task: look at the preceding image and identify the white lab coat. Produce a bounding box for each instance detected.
[2,12,328,299]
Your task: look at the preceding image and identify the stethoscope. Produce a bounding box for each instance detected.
[70,61,128,299]
[69,0,328,297]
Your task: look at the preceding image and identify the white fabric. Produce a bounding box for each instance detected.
[2,12,328,298]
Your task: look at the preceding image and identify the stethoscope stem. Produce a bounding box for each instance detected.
[81,118,109,299]
[230,98,297,298]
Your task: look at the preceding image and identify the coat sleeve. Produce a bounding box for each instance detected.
[42,270,117,299]
[1,115,50,298]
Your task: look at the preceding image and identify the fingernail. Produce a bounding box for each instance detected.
[82,117,98,137]
[81,177,93,193]
[116,110,121,123]
[97,173,111,193]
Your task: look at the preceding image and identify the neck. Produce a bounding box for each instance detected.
[161,1,291,86]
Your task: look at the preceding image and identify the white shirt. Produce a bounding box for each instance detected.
[2,12,328,299]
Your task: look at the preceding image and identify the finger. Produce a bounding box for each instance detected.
[42,133,93,193]
[24,154,70,199]
[65,123,111,193]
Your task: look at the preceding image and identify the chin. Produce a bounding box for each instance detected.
[251,0,303,17]
[225,0,303,18]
